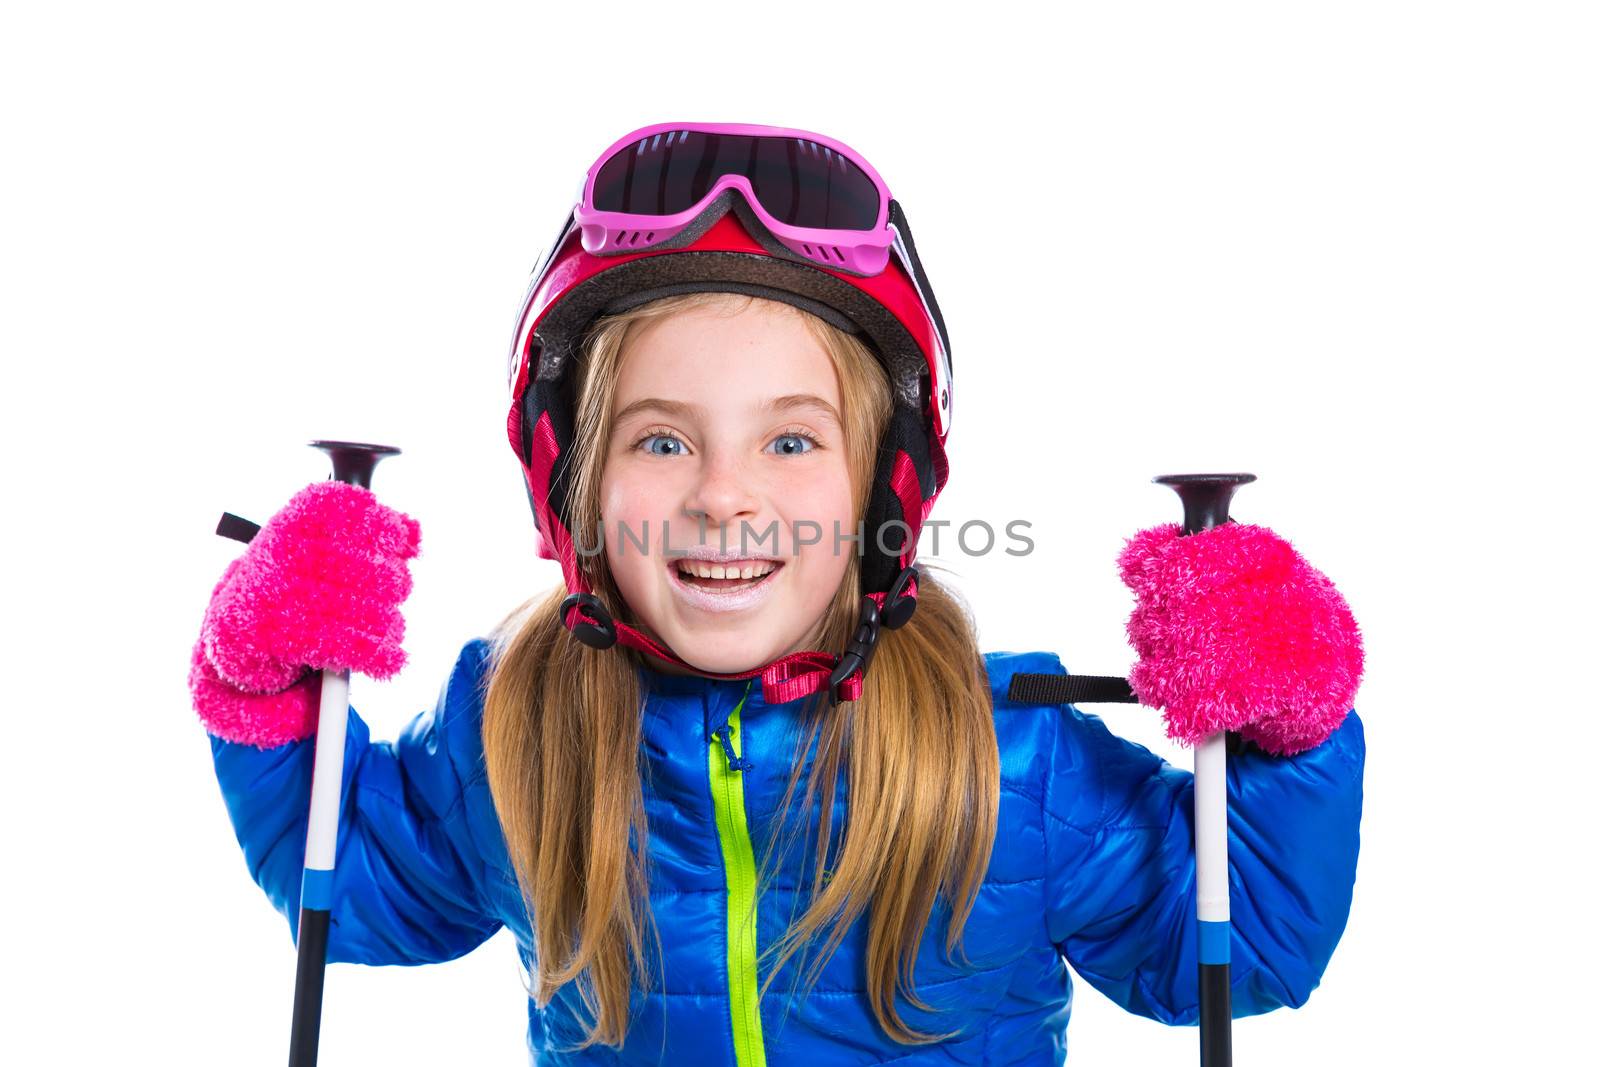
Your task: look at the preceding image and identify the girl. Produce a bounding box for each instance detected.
[190,123,1365,1064]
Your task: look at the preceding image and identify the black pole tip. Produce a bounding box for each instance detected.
[1153,472,1257,536]
[309,440,401,489]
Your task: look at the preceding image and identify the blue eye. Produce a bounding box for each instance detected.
[640,433,685,456]
[768,433,815,456]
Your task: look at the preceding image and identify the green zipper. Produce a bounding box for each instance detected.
[708,684,767,1067]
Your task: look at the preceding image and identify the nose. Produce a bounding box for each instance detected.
[682,448,759,536]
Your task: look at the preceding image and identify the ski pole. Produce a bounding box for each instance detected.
[216,439,401,1067]
[1153,472,1255,1067]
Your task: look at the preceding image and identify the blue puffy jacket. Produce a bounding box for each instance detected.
[209,637,1365,1064]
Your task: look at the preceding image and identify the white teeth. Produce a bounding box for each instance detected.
[675,559,777,580]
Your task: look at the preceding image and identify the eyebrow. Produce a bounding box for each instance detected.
[613,397,704,425]
[765,393,842,425]
[613,393,841,426]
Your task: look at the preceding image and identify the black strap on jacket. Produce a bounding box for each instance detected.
[1006,673,1137,705]
[1007,672,1274,757]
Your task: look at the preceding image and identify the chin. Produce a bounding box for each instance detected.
[666,635,783,676]
[621,568,834,676]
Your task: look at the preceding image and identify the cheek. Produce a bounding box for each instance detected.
[780,456,856,524]
[601,459,676,527]
[600,464,666,593]
[778,464,858,572]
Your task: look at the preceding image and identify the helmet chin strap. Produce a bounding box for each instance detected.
[559,567,918,706]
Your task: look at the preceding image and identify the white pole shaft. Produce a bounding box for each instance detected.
[303,668,350,872]
[1194,732,1230,923]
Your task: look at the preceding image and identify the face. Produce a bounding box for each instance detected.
[600,299,855,676]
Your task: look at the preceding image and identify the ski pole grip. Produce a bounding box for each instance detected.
[310,439,401,488]
[1153,473,1255,536]
[214,442,399,546]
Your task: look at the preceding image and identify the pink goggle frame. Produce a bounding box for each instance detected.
[577,121,896,274]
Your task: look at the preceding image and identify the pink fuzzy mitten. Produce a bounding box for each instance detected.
[189,480,421,748]
[1118,522,1363,756]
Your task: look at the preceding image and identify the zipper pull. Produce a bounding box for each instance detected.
[705,680,756,774]
[713,724,754,774]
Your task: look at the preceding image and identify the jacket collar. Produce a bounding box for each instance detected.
[636,664,766,705]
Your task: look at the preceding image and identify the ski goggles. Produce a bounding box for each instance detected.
[575,121,899,276]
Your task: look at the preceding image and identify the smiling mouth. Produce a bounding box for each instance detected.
[669,558,784,594]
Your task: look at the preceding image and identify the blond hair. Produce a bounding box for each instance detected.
[482,291,997,1047]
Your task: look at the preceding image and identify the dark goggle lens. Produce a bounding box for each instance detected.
[592,130,881,230]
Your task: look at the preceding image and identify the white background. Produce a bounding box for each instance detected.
[3,2,1595,1063]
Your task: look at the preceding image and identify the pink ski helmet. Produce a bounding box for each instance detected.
[505,122,952,704]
